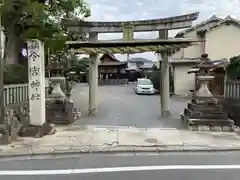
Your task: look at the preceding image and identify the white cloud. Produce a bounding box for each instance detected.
[85,0,239,61]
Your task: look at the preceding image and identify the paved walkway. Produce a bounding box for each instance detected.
[1,125,240,157]
[71,84,190,129]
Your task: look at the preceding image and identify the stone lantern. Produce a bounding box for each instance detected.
[45,54,80,124]
[181,54,235,132]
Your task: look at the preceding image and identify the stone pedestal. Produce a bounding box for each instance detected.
[46,77,80,124]
[46,99,78,124]
[181,76,235,132]
[0,125,10,144]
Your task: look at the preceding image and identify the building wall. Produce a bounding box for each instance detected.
[142,62,157,68]
[127,62,157,70]
[173,64,195,95]
[170,20,240,96]
[205,24,240,60]
[171,21,220,59]
[127,62,138,70]
[171,31,201,59]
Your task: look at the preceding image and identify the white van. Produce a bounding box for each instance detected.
[134,78,155,95]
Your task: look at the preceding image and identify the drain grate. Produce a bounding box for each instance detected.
[144,138,158,144]
[64,126,87,131]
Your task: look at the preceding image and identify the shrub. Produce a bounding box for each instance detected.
[4,64,28,85]
[226,55,240,80]
[149,67,174,94]
[149,69,161,91]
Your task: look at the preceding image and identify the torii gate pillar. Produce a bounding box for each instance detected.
[159,30,171,117]
[88,32,99,116]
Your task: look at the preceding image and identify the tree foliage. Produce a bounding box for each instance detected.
[226,55,240,80]
[148,64,174,94]
[70,56,89,75]
[0,0,91,63]
[3,64,28,84]
[149,65,161,91]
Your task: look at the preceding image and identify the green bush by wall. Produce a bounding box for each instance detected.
[226,55,240,80]
[4,64,28,85]
[148,66,174,93]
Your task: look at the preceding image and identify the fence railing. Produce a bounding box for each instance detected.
[3,79,240,105]
[4,84,29,105]
[3,79,50,105]
[98,79,128,85]
[225,80,240,100]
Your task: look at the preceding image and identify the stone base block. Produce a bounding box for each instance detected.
[184,108,227,119]
[0,125,11,144]
[88,107,97,116]
[180,113,234,132]
[46,99,78,124]
[161,110,171,117]
[19,123,56,138]
[187,125,234,132]
[188,103,223,112]
[192,96,219,105]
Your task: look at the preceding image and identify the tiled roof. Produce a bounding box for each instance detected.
[99,61,127,66]
[175,15,222,37]
[128,57,151,63]
[100,54,119,61]
[200,15,240,32]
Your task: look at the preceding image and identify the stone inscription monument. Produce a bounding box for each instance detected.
[19,40,56,137]
[27,39,46,126]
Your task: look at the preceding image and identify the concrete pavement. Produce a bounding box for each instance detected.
[0,152,240,179]
[72,84,189,129]
[0,125,240,157]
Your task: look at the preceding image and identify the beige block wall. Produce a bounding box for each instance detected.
[205,24,240,60]
[171,31,201,59]
[171,21,221,59]
[174,64,195,95]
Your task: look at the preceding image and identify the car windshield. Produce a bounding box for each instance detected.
[138,79,152,85]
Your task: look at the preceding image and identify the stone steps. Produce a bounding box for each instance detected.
[180,113,235,132]
[187,103,222,112]
[191,98,218,105]
[184,108,227,119]
[187,118,234,126]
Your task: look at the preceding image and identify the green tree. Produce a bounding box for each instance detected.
[226,55,240,80]
[3,64,28,84]
[149,65,161,91]
[70,57,89,75]
[0,0,91,64]
[148,64,174,94]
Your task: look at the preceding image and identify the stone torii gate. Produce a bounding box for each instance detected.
[63,12,199,117]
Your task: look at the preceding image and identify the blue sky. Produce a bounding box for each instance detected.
[84,0,240,61]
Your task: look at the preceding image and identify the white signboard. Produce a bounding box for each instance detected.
[27,39,46,126]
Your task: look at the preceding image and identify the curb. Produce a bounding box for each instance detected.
[1,146,240,158]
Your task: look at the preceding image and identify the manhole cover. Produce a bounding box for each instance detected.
[145,138,158,144]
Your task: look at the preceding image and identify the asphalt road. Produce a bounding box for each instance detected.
[72,84,189,129]
[0,152,240,180]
